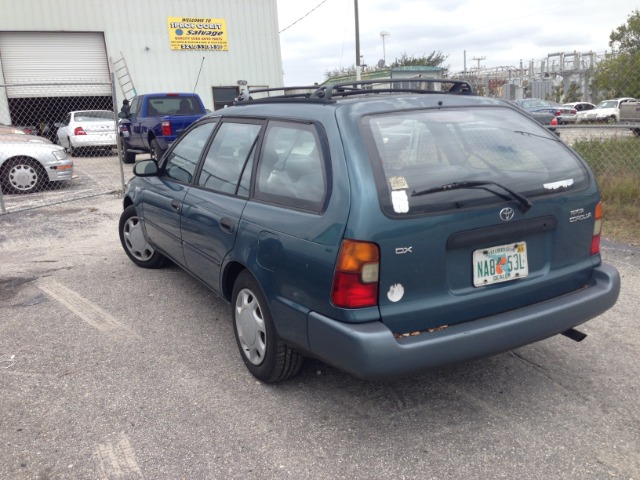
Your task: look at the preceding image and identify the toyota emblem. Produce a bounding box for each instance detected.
[499,207,515,222]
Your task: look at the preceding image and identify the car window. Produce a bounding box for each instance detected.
[161,121,217,184]
[362,106,589,215]
[148,96,204,115]
[197,122,261,194]
[254,121,327,211]
[130,97,140,115]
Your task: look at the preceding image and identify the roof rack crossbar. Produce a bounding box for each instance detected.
[233,78,473,105]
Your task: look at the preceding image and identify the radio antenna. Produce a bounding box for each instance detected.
[193,56,205,93]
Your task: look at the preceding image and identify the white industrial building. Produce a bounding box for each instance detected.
[0,0,283,127]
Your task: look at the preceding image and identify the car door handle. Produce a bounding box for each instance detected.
[170,200,181,212]
[220,217,235,233]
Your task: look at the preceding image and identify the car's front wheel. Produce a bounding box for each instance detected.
[231,271,303,383]
[119,205,168,268]
[1,157,47,194]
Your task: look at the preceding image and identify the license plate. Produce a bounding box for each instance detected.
[473,242,528,287]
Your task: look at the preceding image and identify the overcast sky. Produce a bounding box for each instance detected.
[276,0,638,86]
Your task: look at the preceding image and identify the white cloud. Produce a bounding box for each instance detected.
[277,0,638,85]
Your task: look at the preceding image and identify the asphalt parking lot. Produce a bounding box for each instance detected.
[0,154,639,479]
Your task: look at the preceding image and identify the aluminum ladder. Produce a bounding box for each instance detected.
[111,52,137,101]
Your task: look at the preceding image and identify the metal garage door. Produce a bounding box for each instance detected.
[0,31,111,97]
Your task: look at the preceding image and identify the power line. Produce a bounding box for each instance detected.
[279,0,328,33]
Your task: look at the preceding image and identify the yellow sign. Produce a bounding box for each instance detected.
[167,17,228,51]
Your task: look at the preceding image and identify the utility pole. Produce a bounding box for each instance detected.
[355,0,361,81]
[472,56,486,72]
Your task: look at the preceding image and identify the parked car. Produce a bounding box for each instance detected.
[509,102,558,132]
[118,79,620,383]
[0,133,73,194]
[576,98,637,123]
[0,124,30,135]
[561,102,596,124]
[118,93,207,163]
[512,98,576,124]
[55,110,117,156]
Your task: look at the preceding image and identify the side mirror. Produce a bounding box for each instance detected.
[133,159,159,176]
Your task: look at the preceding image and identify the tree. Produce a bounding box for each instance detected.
[591,9,640,99]
[324,51,448,82]
[389,51,448,71]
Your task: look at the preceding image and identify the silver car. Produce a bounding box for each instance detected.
[0,133,73,194]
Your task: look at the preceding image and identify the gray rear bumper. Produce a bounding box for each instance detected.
[307,263,620,380]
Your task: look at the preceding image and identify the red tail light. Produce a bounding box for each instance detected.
[591,202,603,255]
[550,117,558,126]
[74,126,86,135]
[162,120,172,136]
[331,239,379,308]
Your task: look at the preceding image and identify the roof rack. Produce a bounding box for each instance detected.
[234,78,474,105]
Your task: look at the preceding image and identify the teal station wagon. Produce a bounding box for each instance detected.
[119,79,620,383]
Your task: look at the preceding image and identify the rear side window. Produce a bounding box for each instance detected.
[197,121,261,195]
[254,121,327,212]
[362,107,589,215]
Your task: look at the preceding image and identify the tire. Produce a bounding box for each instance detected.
[1,157,48,194]
[67,138,77,157]
[150,139,165,162]
[632,128,640,137]
[118,205,168,268]
[231,271,303,383]
[121,138,136,164]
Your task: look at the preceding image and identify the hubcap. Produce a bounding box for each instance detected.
[235,288,266,365]
[9,164,37,191]
[123,216,154,261]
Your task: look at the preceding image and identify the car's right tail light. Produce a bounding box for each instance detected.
[331,239,379,308]
[591,202,603,256]
[162,120,172,136]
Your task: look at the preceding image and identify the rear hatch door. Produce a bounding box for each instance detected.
[359,104,597,335]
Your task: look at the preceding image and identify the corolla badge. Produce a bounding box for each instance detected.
[499,207,515,222]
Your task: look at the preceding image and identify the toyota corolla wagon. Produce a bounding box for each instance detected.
[119,79,620,383]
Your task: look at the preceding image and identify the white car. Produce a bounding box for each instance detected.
[0,133,73,194]
[576,97,636,123]
[56,110,117,156]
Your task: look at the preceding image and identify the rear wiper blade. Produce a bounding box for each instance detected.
[411,180,532,213]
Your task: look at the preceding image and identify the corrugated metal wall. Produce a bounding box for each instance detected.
[0,0,283,109]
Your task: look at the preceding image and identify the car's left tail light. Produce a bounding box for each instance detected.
[162,120,172,136]
[74,127,86,135]
[591,202,603,256]
[331,239,379,308]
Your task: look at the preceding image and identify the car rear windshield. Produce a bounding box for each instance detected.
[75,111,115,121]
[362,106,589,216]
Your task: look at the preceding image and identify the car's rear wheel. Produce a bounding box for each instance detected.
[150,139,165,161]
[66,138,78,157]
[119,205,168,268]
[231,271,303,383]
[121,138,136,164]
[1,157,48,194]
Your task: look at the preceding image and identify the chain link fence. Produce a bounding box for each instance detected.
[0,79,126,214]
[1,65,639,216]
